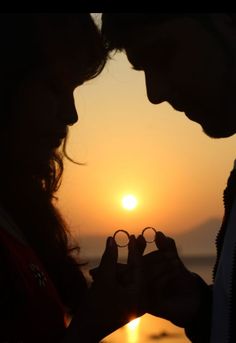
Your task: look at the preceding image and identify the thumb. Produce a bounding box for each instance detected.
[155,231,178,254]
[98,236,118,280]
[136,234,146,255]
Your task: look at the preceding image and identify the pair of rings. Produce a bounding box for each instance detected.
[113,226,157,248]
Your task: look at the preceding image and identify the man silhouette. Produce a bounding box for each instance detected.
[101,13,236,342]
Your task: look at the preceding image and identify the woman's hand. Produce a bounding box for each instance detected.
[86,235,146,340]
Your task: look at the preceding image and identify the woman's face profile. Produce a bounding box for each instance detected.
[4,16,92,169]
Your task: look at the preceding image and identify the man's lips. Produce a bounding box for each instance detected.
[169,101,185,112]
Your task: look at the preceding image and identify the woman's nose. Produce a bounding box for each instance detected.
[145,71,171,105]
[67,102,79,126]
[59,94,79,126]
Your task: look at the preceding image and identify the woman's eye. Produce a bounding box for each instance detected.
[49,81,63,95]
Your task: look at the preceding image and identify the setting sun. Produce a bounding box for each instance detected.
[122,195,138,211]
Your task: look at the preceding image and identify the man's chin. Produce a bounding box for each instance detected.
[202,125,236,139]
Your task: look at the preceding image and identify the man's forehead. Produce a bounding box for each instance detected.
[126,18,189,46]
[125,16,210,55]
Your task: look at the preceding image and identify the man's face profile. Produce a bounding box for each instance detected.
[125,16,236,138]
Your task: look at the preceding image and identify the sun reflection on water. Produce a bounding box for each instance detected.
[100,314,188,343]
[126,317,141,343]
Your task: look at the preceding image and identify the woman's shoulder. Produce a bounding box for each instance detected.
[0,232,18,313]
[0,205,28,245]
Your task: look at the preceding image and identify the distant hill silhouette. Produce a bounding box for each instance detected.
[174,217,221,256]
[78,217,221,259]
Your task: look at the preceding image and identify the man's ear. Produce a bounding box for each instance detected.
[210,13,234,26]
[209,14,236,43]
[208,14,236,66]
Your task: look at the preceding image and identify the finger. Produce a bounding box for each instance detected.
[127,235,136,266]
[99,236,118,280]
[89,267,99,280]
[127,236,145,295]
[136,234,146,255]
[127,235,142,266]
[100,236,118,266]
[155,231,178,255]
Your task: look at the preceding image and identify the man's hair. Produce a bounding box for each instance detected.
[101,13,206,51]
[101,13,236,52]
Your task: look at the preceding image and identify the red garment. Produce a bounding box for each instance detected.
[0,227,67,343]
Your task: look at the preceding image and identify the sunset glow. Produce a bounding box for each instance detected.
[54,21,234,343]
[122,195,138,210]
[58,50,236,258]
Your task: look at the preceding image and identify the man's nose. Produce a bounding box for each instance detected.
[145,71,171,105]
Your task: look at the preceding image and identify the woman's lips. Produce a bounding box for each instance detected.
[41,128,67,148]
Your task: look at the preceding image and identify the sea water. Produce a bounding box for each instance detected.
[82,255,214,343]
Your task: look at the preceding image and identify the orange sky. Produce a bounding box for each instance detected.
[56,52,236,258]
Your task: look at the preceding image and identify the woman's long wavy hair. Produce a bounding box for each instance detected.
[0,13,107,314]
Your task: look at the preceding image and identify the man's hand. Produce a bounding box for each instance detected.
[143,231,210,327]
